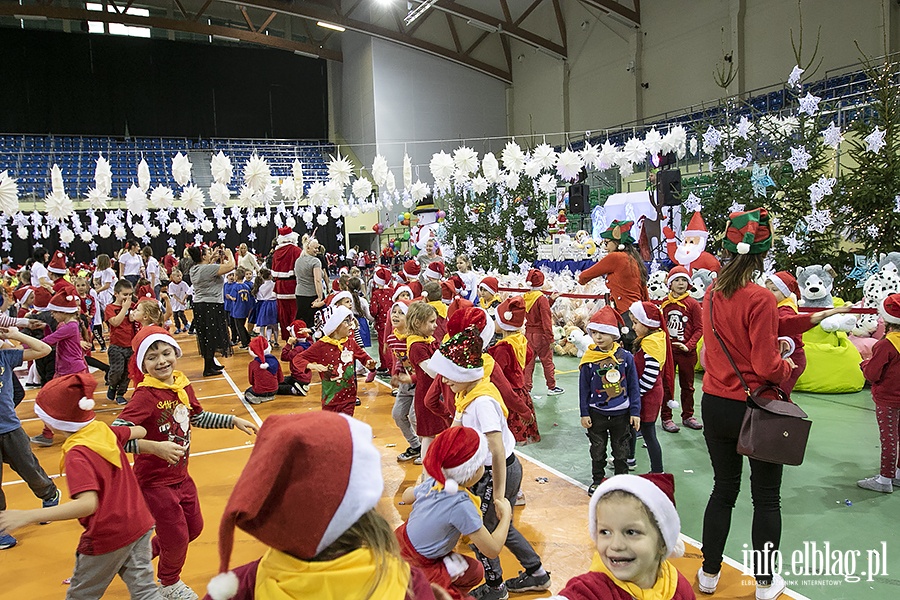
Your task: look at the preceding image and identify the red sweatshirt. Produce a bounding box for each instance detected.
[247,356,284,394]
[862,336,900,408]
[578,252,649,313]
[702,285,792,401]
[662,294,702,352]
[370,286,394,332]
[524,294,554,335]
[555,570,695,600]
[294,338,372,413]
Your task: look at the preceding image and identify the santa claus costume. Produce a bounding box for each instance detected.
[522,269,563,396]
[245,337,284,405]
[660,267,703,431]
[269,227,302,341]
[370,266,395,372]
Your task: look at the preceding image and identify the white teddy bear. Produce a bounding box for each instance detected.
[567,327,592,358]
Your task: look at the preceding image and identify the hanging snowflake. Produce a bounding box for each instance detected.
[798,92,821,117]
[788,146,812,172]
[782,233,803,254]
[808,176,836,206]
[728,200,746,213]
[750,164,775,198]
[865,126,886,153]
[736,116,752,140]
[501,141,526,173]
[804,209,833,234]
[867,223,880,239]
[722,155,744,173]
[683,192,702,212]
[523,217,536,232]
[788,65,804,87]
[702,126,722,153]
[822,122,842,149]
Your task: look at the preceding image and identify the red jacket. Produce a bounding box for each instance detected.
[862,337,900,408]
[370,286,394,331]
[524,294,554,334]
[776,303,814,351]
[294,338,371,410]
[633,332,674,422]
[701,285,792,401]
[578,252,649,313]
[247,356,284,394]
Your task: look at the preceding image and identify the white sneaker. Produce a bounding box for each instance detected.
[756,574,786,600]
[515,490,526,506]
[697,568,720,594]
[160,580,199,600]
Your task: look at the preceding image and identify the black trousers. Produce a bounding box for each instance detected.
[701,393,783,585]
[585,410,632,483]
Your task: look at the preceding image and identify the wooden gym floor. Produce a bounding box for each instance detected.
[4,330,796,599]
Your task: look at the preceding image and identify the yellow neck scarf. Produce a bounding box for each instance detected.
[580,343,620,367]
[590,552,679,600]
[497,333,528,369]
[523,290,542,312]
[321,335,349,349]
[777,297,799,313]
[431,482,482,512]
[428,300,448,319]
[479,295,499,310]
[660,291,690,311]
[137,371,192,408]
[392,329,408,341]
[255,547,411,600]
[637,330,668,366]
[406,334,435,355]
[61,420,121,473]
[886,332,900,355]
[454,377,508,417]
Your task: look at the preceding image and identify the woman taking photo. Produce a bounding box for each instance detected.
[577,220,648,350]
[696,208,793,600]
[188,244,236,376]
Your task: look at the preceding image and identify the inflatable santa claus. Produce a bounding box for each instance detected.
[663,212,720,273]
[270,226,302,339]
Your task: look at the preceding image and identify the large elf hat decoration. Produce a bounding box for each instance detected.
[723,207,772,255]
[600,220,636,248]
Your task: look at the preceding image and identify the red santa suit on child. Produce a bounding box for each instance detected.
[663,212,721,274]
[403,259,423,299]
[245,337,284,404]
[767,271,814,395]
[489,297,540,443]
[660,267,703,429]
[370,266,395,371]
[522,269,560,394]
[269,226,302,340]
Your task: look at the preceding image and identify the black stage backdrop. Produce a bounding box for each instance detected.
[9,208,344,267]
[0,29,327,139]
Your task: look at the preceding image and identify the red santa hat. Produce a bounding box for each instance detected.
[247,337,272,367]
[448,274,465,292]
[589,474,683,558]
[328,291,352,307]
[47,291,80,313]
[666,266,692,287]
[629,301,662,329]
[447,296,474,320]
[338,266,349,276]
[13,286,34,306]
[392,298,412,315]
[276,227,299,245]
[32,287,52,310]
[496,296,526,331]
[33,372,97,433]
[317,304,353,337]
[423,426,488,495]
[525,268,545,289]
[207,412,383,600]
[423,261,445,281]
[683,212,709,240]
[47,250,68,275]
[373,266,392,287]
[879,293,900,325]
[392,285,413,302]
[440,280,456,301]
[287,320,308,338]
[136,293,157,306]
[447,306,495,351]
[766,271,801,300]
[429,326,485,383]
[479,276,499,295]
[587,306,626,338]
[403,259,421,280]
[132,326,182,374]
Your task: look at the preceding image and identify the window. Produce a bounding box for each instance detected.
[86,2,151,38]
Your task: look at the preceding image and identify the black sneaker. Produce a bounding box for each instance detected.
[397,446,421,462]
[355,398,362,406]
[504,570,551,593]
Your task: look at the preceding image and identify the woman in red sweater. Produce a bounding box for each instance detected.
[578,220,648,352]
[696,208,793,600]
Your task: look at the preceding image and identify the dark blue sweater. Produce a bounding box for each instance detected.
[578,346,641,418]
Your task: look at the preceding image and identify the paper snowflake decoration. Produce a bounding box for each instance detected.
[619,160,635,178]
[50,164,65,196]
[596,140,619,170]
[137,158,151,192]
[98,224,112,239]
[808,176,836,206]
[172,152,192,187]
[736,116,752,140]
[427,150,452,182]
[148,225,161,238]
[788,146,812,172]
[865,127,886,154]
[895,194,900,213]
[867,224,880,239]
[822,122,842,150]
[523,217,537,233]
[409,180,430,202]
[149,185,174,210]
[316,212,329,226]
[131,223,148,239]
[352,177,373,201]
[722,155,744,172]
[788,65,804,87]
[79,231,93,244]
[244,155,271,192]
[478,152,499,183]
[59,228,75,246]
[94,154,112,196]
[126,185,148,214]
[728,200,746,213]
[643,128,663,155]
[167,222,183,236]
[702,126,722,152]
[689,137,698,156]
[662,125,688,158]
[804,209,833,234]
[180,184,206,213]
[798,92,821,117]
[200,219,214,233]
[471,176,489,195]
[401,153,413,189]
[782,232,803,254]
[45,191,74,221]
[520,158,541,179]
[211,151,233,185]
[750,164,774,198]
[501,141,527,174]
[621,137,646,164]
[556,149,583,181]
[502,171,520,190]
[16,225,28,240]
[0,171,19,216]
[683,192,702,212]
[537,174,557,196]
[453,146,479,175]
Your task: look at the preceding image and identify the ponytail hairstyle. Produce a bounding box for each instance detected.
[713,252,764,299]
[348,277,364,316]
[252,268,272,296]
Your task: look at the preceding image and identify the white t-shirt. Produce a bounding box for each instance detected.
[457,396,516,467]
[167,281,191,312]
[94,267,117,291]
[145,256,160,286]
[31,262,49,287]
[257,280,276,301]
[120,252,143,277]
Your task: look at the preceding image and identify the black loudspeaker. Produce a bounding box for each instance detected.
[569,183,590,214]
[657,169,682,206]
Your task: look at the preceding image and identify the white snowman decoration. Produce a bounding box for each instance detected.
[410,196,442,255]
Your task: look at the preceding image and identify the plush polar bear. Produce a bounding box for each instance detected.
[567,327,593,358]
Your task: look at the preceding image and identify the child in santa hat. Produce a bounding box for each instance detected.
[580,307,641,495]
[429,326,551,597]
[244,336,284,405]
[858,293,900,493]
[490,296,540,445]
[370,266,395,373]
[278,319,312,397]
[385,299,421,463]
[105,279,138,405]
[0,327,58,551]
[404,301,445,455]
[422,282,448,342]
[627,302,675,474]
[204,411,438,600]
[113,326,258,600]
[293,305,376,416]
[0,370,170,598]
[660,267,703,433]
[549,474,694,600]
[477,277,502,317]
[403,259,423,298]
[398,426,513,600]
[329,290,377,385]
[522,268,564,397]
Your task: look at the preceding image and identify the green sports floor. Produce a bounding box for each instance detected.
[518,354,899,600]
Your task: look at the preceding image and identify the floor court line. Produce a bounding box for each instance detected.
[220,368,264,427]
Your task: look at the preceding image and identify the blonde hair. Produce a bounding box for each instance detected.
[138,301,164,326]
[596,490,667,564]
[406,301,437,336]
[96,254,111,271]
[313,509,410,599]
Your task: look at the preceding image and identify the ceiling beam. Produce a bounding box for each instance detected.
[0,4,341,61]
[580,0,640,27]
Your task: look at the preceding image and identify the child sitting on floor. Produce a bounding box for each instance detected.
[279,319,312,397]
[244,337,283,405]
[397,426,513,600]
[549,474,694,600]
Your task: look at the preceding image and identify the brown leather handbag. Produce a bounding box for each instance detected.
[709,294,812,466]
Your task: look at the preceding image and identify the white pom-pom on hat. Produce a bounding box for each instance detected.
[79,397,95,411]
[504,311,513,320]
[618,243,625,250]
[444,479,459,495]
[736,242,750,254]
[260,363,269,370]
[667,399,679,409]
[206,571,239,600]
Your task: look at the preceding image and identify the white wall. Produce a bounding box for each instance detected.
[337,32,377,169]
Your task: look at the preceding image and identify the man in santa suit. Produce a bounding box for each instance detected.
[663,212,721,273]
[270,226,302,341]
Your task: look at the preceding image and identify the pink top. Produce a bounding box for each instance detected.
[43,320,88,376]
